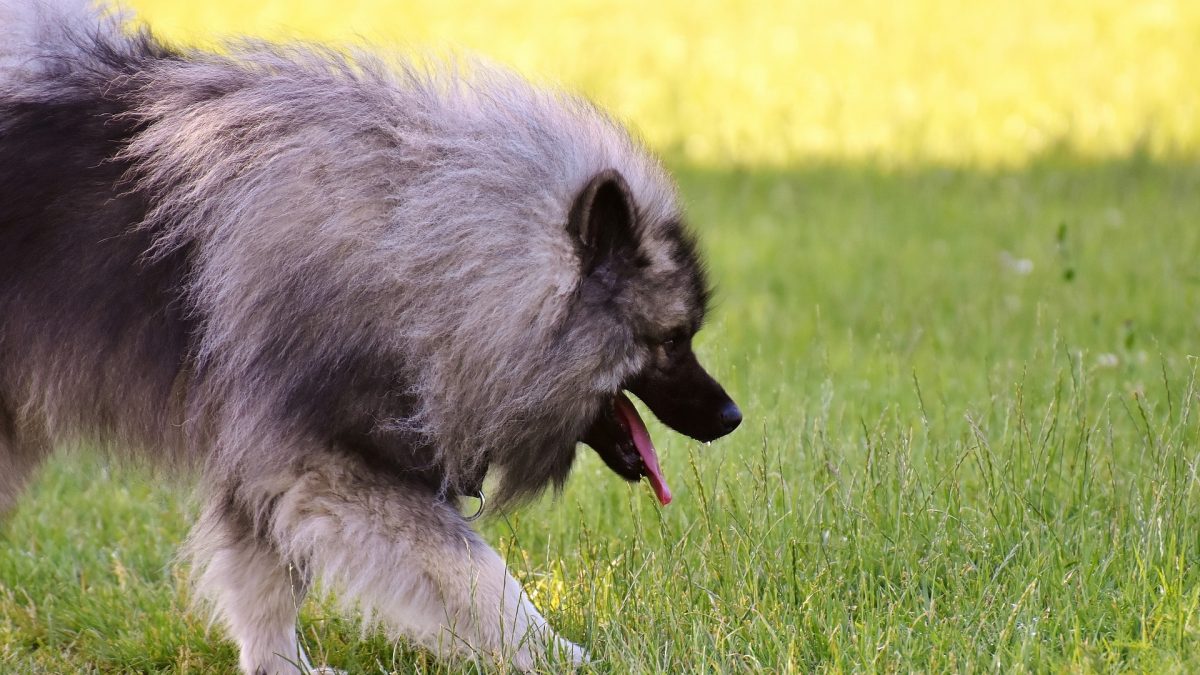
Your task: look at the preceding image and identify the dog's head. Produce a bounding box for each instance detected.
[565,170,741,504]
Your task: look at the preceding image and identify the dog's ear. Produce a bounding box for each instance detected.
[568,169,638,275]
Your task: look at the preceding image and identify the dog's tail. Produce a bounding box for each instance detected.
[0,0,129,75]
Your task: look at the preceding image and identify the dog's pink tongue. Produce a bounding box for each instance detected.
[614,393,672,505]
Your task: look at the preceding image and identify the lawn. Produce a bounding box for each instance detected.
[4,1,1200,673]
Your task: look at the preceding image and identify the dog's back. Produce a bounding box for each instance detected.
[0,7,195,508]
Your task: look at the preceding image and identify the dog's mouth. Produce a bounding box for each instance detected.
[580,392,672,505]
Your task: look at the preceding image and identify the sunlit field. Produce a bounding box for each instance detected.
[3,1,1200,673]
[126,0,1200,166]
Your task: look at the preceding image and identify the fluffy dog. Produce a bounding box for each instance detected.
[0,1,741,671]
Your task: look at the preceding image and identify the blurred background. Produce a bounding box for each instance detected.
[127,0,1200,167]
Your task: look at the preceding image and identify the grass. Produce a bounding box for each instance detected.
[5,0,1200,672]
[4,157,1200,672]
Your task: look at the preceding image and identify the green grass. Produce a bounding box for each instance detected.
[4,156,1200,672]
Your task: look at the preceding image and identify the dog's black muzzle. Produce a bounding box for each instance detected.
[627,346,741,442]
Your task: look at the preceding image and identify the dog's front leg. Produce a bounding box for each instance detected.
[266,461,586,671]
[188,501,316,675]
[413,523,587,670]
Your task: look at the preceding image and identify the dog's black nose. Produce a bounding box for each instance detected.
[719,401,742,433]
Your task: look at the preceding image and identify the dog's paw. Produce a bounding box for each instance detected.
[549,637,591,669]
[510,636,590,672]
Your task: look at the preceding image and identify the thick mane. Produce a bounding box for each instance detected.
[118,42,683,502]
[2,0,692,506]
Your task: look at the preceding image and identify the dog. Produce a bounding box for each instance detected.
[0,1,742,672]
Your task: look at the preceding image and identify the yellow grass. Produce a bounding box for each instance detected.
[126,0,1200,167]
[124,0,1200,166]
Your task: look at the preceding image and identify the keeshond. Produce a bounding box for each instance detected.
[0,1,741,672]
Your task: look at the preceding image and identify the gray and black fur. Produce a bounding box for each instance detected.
[0,1,741,672]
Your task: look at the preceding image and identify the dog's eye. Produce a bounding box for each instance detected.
[658,332,686,353]
[651,330,687,359]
